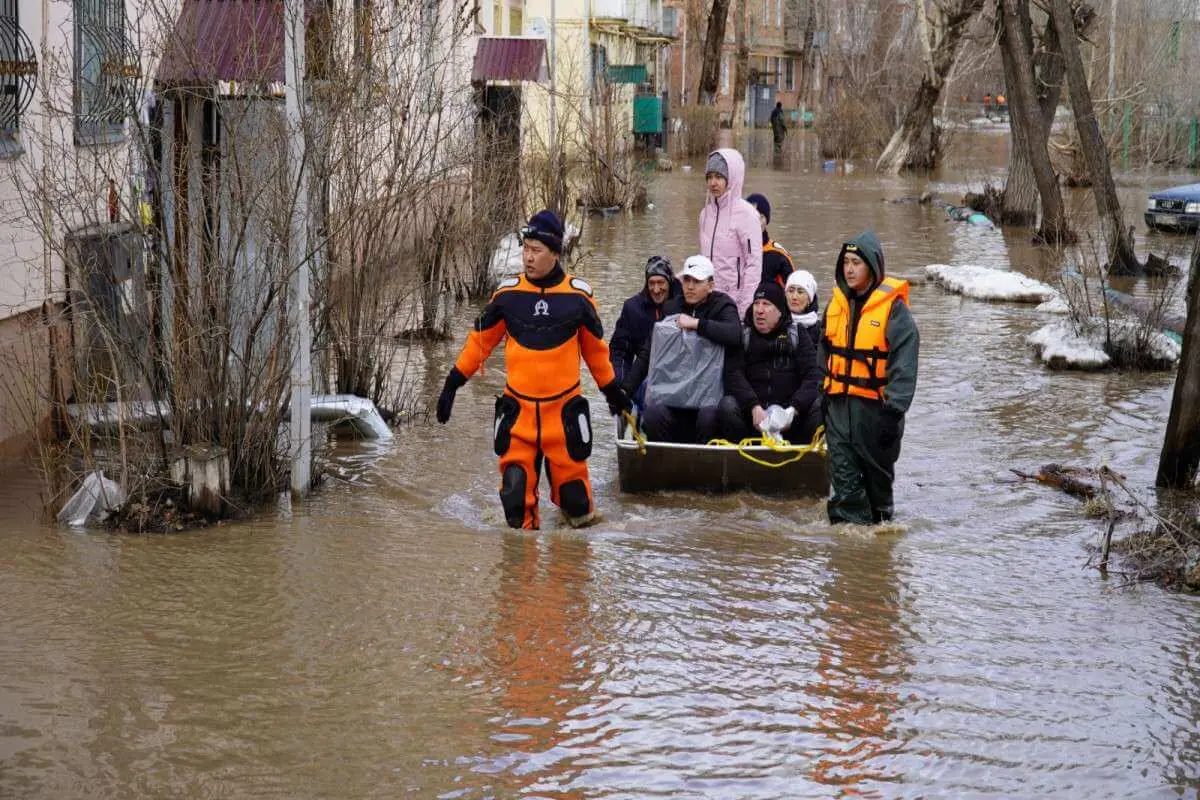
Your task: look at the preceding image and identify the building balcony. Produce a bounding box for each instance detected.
[590,0,628,21]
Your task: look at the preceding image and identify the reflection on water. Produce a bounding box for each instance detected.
[477,533,595,796]
[808,536,907,795]
[2,129,1200,798]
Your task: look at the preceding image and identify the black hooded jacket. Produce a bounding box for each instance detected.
[609,272,682,384]
[622,290,742,396]
[726,314,820,416]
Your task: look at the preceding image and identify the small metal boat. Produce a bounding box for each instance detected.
[615,418,828,497]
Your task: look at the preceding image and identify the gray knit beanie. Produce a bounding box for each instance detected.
[705,152,728,180]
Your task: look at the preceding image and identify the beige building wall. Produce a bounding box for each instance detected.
[0,0,175,449]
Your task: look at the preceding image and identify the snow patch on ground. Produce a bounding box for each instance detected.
[1035,295,1071,314]
[926,263,1058,303]
[1027,318,1181,370]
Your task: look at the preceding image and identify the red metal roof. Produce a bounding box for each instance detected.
[471,37,547,84]
[157,0,288,86]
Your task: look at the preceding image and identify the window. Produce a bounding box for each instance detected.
[784,57,794,91]
[493,1,501,33]
[591,43,607,98]
[720,54,729,95]
[1,0,37,156]
[508,4,522,35]
[776,0,782,27]
[74,0,132,144]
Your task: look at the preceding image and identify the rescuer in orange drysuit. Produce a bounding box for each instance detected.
[435,210,631,529]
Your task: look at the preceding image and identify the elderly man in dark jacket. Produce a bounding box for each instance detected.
[716,282,821,444]
[623,255,742,443]
[609,256,681,394]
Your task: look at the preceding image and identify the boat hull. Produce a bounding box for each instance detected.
[616,438,829,497]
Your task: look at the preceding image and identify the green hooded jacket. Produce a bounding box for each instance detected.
[818,230,919,416]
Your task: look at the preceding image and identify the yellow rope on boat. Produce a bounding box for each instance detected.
[707,425,827,468]
[621,410,647,456]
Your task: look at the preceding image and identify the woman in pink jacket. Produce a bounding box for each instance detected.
[698,148,763,316]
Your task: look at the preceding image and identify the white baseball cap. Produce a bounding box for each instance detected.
[680,255,715,281]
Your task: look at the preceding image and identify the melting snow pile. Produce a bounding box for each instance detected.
[925,264,1058,303]
[488,233,523,280]
[488,224,583,281]
[1035,295,1070,314]
[1027,318,1181,370]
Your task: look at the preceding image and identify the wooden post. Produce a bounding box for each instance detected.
[1157,234,1200,488]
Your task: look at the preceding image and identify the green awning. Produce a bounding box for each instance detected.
[605,64,648,84]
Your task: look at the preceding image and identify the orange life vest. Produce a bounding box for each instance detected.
[823,277,909,400]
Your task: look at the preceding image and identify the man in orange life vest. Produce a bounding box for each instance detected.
[436,210,632,530]
[820,230,919,525]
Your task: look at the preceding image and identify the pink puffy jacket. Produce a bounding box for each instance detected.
[698,148,763,316]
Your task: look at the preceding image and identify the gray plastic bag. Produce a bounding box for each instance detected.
[645,316,725,409]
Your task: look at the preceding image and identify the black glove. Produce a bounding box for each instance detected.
[877,408,903,449]
[600,381,633,417]
[435,368,467,424]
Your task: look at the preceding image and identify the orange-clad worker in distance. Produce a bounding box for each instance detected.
[436,209,632,530]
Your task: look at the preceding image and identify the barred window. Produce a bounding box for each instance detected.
[74,0,132,144]
[1,0,37,156]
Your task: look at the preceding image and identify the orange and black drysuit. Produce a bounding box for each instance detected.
[451,265,619,529]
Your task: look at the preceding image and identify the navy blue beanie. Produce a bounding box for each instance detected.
[746,193,771,224]
[522,209,564,253]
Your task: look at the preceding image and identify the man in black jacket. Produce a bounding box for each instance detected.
[609,256,681,397]
[716,282,821,444]
[622,255,742,443]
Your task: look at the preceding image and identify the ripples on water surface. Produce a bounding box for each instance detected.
[2,131,1200,798]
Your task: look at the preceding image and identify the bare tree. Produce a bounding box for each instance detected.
[1048,0,1139,275]
[733,0,749,126]
[997,8,1064,225]
[1157,234,1200,488]
[997,0,1070,243]
[876,0,986,173]
[698,0,734,103]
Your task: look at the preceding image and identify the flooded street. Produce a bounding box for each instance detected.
[3,131,1200,797]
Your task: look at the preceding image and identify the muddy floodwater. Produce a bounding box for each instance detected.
[3,131,1200,797]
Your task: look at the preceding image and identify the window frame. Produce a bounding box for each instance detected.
[1,0,34,156]
[74,0,131,146]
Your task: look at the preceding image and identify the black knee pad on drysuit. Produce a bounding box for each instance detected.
[499,464,527,528]
[558,479,591,518]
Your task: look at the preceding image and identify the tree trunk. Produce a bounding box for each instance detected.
[797,0,818,110]
[698,0,733,104]
[733,0,748,127]
[1048,0,1140,275]
[876,0,984,174]
[1000,10,1064,225]
[1157,235,1200,488]
[998,0,1070,243]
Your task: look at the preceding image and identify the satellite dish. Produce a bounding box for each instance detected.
[527,17,548,36]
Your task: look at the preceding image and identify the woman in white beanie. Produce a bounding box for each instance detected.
[785,270,820,347]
